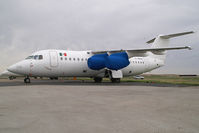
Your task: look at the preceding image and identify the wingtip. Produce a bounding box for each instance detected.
[189,31,194,34]
[186,46,192,50]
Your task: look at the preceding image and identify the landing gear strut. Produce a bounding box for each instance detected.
[94,77,103,83]
[24,77,31,83]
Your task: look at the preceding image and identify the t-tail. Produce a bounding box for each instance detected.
[146,31,194,61]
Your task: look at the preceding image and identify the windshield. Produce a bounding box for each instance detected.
[25,55,43,60]
[25,56,34,59]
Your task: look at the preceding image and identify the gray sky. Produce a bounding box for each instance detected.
[0,0,199,74]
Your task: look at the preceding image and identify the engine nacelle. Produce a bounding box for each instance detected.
[88,52,130,70]
[105,52,130,70]
[87,53,108,70]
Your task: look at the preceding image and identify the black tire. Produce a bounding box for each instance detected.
[111,78,120,83]
[9,76,13,80]
[94,77,103,83]
[50,77,54,80]
[24,78,31,83]
[50,77,58,80]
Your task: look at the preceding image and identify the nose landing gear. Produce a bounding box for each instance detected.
[24,76,31,83]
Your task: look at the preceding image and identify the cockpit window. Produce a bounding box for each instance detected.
[25,56,34,59]
[34,55,39,60]
[39,55,43,60]
[25,55,43,60]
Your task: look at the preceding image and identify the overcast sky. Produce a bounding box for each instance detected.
[0,0,199,74]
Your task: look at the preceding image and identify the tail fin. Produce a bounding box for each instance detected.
[146,31,194,61]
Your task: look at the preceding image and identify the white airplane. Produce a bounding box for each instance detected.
[7,31,193,83]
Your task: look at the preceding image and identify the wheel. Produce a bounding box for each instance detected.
[9,76,13,80]
[50,77,58,80]
[94,77,103,83]
[111,78,120,83]
[24,78,31,83]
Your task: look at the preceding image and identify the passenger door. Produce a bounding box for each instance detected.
[49,51,58,67]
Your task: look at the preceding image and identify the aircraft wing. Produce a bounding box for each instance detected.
[91,46,191,57]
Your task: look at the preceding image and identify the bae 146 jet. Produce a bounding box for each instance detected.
[7,31,193,83]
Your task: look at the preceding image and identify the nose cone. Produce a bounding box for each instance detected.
[7,60,30,75]
[7,64,18,73]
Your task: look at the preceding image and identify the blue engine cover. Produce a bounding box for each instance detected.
[105,52,130,70]
[87,53,108,70]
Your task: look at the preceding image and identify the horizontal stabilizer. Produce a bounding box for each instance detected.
[147,31,194,44]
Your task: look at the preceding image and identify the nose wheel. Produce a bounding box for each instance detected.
[24,77,31,83]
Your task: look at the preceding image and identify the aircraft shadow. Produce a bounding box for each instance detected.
[0,79,184,87]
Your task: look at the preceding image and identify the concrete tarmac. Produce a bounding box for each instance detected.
[0,79,199,133]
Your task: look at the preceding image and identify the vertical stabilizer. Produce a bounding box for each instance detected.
[146,31,194,61]
[151,35,170,48]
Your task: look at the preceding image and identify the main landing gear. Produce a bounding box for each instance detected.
[107,70,121,83]
[94,77,103,83]
[93,70,121,83]
[49,77,58,80]
[111,78,120,83]
[93,77,120,83]
[24,77,31,83]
